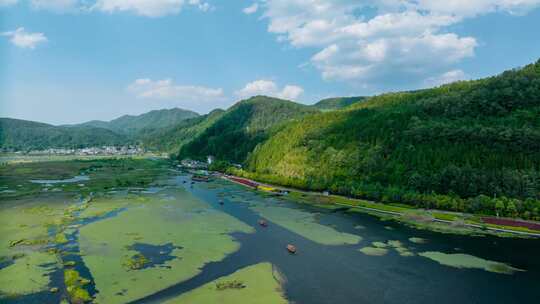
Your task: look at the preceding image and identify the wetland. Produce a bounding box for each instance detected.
[1,158,539,303]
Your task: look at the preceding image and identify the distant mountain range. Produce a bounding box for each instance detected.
[0,96,361,153]
[0,118,127,151]
[0,108,199,151]
[70,108,199,135]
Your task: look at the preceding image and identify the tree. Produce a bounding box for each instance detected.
[506,200,518,218]
[495,199,505,217]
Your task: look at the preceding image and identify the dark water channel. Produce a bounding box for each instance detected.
[130,175,540,304]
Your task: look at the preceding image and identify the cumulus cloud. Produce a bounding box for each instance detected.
[127,78,225,103]
[425,69,468,87]
[243,3,258,14]
[26,0,212,16]
[260,0,540,86]
[1,27,47,49]
[235,80,304,100]
[93,0,212,17]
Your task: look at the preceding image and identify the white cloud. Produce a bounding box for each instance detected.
[243,3,258,14]
[0,0,18,6]
[260,0,540,86]
[235,80,304,100]
[278,85,304,100]
[93,0,212,17]
[1,27,47,49]
[127,78,225,103]
[31,0,79,12]
[425,69,468,87]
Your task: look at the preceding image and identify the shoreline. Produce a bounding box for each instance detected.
[220,174,540,238]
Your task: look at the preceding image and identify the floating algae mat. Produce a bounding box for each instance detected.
[359,247,389,256]
[359,240,414,257]
[78,188,254,304]
[249,203,361,245]
[0,251,57,295]
[419,252,524,274]
[0,195,69,297]
[165,262,288,304]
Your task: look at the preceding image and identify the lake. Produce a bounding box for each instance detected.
[1,161,539,304]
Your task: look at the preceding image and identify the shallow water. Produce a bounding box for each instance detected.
[29,175,90,184]
[3,172,540,303]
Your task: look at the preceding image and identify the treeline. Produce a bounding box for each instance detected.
[242,60,540,219]
[231,169,540,220]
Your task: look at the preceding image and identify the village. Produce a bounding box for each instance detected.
[8,146,145,156]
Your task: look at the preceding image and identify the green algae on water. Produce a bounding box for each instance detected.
[123,253,150,270]
[249,204,361,246]
[359,247,388,256]
[165,262,288,304]
[78,188,254,304]
[419,251,524,274]
[0,251,57,295]
[371,241,388,248]
[64,269,92,303]
[408,237,428,244]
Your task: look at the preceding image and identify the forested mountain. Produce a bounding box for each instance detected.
[313,96,366,111]
[177,96,318,162]
[1,108,200,151]
[75,108,199,135]
[140,109,225,152]
[0,118,128,150]
[241,60,540,219]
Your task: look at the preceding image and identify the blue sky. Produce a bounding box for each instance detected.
[1,0,540,125]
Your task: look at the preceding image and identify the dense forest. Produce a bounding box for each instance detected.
[312,96,366,111]
[139,109,224,152]
[177,96,318,163]
[238,60,540,219]
[0,118,128,150]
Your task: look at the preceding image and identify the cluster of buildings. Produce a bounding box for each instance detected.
[180,159,209,169]
[25,146,144,156]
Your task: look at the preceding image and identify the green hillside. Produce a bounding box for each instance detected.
[313,96,366,111]
[0,118,128,150]
[140,109,225,152]
[177,96,318,163]
[243,60,540,218]
[77,108,199,135]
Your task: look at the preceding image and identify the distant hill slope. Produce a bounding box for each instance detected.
[140,109,225,153]
[244,60,540,217]
[178,96,318,163]
[77,108,199,136]
[313,96,366,111]
[0,118,128,150]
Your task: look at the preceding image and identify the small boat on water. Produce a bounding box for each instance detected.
[287,244,297,254]
[219,199,224,205]
[192,175,209,182]
[258,220,268,227]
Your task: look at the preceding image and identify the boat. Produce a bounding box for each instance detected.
[219,199,224,205]
[287,244,297,254]
[258,219,268,227]
[192,174,209,182]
